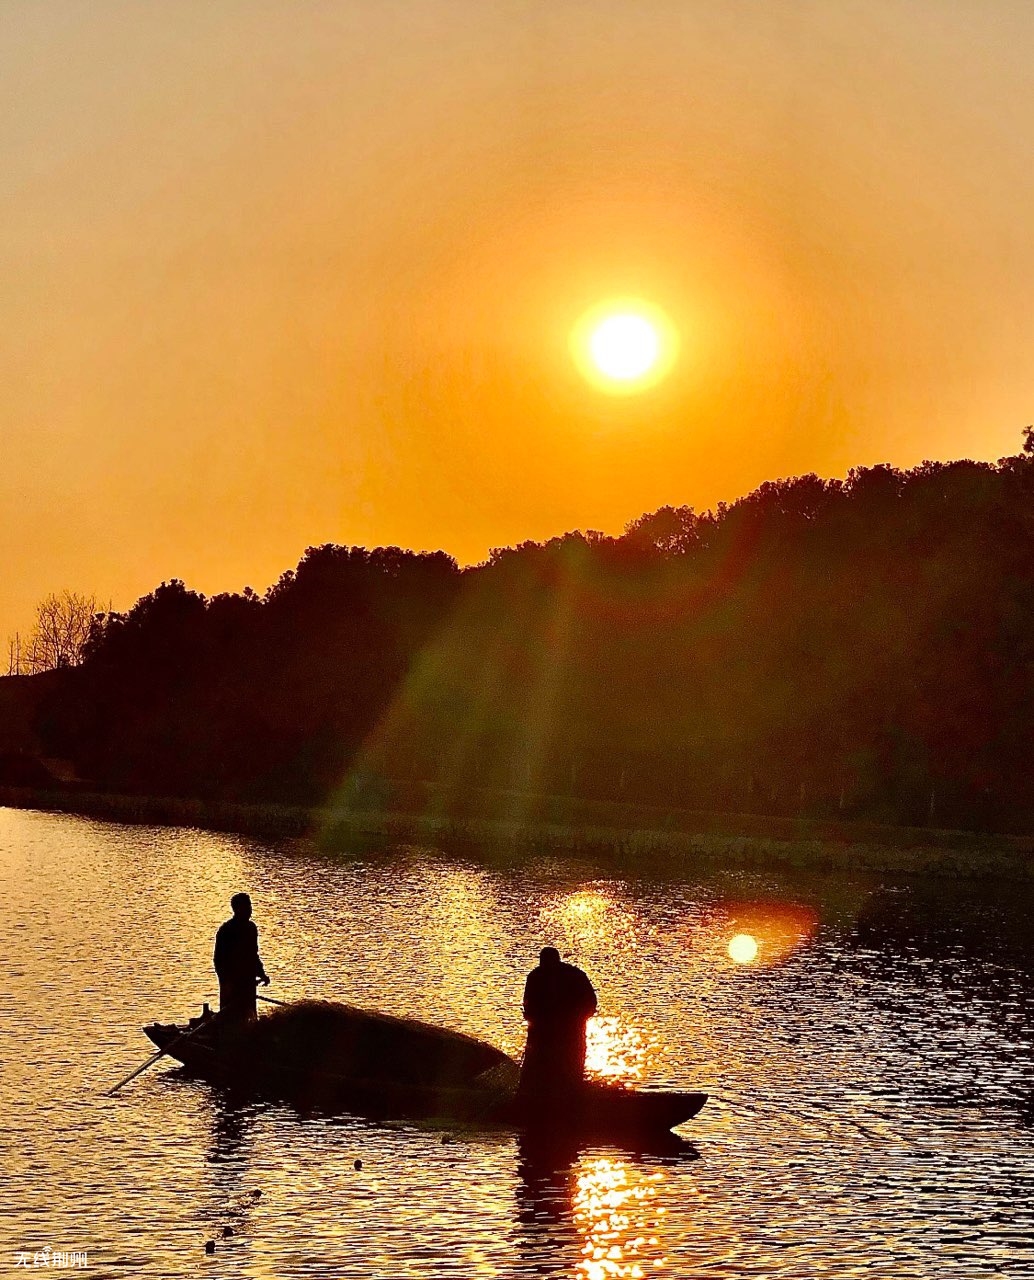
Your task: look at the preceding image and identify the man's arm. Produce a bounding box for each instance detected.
[213,923,227,976]
[253,922,270,985]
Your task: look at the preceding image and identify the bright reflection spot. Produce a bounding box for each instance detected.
[585,1016,659,1081]
[727,933,759,965]
[719,901,819,967]
[564,891,611,924]
[539,888,638,953]
[574,1157,664,1279]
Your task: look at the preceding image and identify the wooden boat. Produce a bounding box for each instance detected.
[143,1001,707,1139]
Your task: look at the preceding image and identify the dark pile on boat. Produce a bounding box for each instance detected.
[238,1000,513,1088]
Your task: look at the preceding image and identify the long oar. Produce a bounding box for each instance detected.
[106,1018,213,1096]
[194,990,288,1008]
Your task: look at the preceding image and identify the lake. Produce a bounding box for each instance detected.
[1,806,1032,1277]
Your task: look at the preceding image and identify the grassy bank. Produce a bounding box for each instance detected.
[2,783,1033,880]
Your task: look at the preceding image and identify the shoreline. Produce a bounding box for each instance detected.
[2,784,1032,880]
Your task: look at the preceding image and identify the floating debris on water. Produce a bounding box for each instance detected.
[354,1158,363,1170]
[204,1240,215,1255]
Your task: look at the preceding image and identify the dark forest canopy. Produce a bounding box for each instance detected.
[28,449,1034,832]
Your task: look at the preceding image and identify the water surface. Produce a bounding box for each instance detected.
[1,807,1032,1277]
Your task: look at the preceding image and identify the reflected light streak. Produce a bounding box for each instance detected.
[405,864,519,1051]
[585,1015,661,1082]
[574,1157,666,1280]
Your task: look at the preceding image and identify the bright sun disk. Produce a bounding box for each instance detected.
[589,313,661,381]
[571,299,678,395]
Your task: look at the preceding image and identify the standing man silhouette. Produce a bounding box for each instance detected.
[519,947,597,1100]
[213,893,269,1022]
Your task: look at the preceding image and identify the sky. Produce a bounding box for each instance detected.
[3,1,1033,639]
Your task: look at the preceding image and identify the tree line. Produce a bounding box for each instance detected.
[19,440,1034,833]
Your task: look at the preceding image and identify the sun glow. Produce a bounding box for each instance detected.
[572,299,678,395]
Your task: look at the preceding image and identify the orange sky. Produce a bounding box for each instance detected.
[3,2,1033,639]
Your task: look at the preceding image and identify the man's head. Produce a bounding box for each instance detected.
[230,892,252,919]
[539,946,561,967]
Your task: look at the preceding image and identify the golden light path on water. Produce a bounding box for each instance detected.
[538,887,657,1080]
[536,886,819,1080]
[574,1158,666,1280]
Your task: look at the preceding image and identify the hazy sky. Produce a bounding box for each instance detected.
[3,1,1033,638]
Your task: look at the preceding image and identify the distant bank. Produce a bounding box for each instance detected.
[2,784,1032,880]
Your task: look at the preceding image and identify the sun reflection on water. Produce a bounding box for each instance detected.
[574,1157,666,1280]
[539,888,638,953]
[9,810,1034,1278]
[585,1016,662,1082]
[717,901,818,968]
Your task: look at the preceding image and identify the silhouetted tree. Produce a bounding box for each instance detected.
[10,591,98,674]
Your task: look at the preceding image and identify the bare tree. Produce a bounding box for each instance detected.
[6,632,22,680]
[14,591,99,674]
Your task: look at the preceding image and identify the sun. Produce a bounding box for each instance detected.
[590,313,660,381]
[572,298,678,395]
